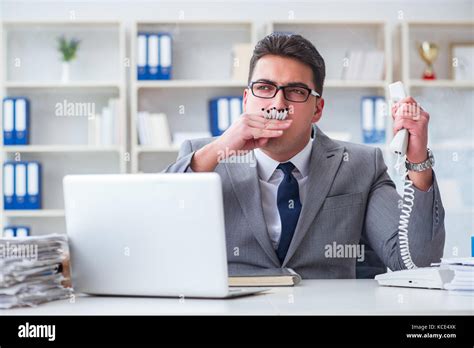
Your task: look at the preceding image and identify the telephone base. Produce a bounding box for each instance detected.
[375,267,455,289]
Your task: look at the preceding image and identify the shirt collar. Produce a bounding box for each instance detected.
[254,136,314,182]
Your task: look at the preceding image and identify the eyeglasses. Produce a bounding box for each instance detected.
[248,81,320,103]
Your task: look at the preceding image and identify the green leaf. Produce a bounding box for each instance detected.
[57,36,81,62]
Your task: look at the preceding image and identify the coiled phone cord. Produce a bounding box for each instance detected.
[394,154,417,269]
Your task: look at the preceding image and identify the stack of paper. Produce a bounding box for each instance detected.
[441,258,474,294]
[0,234,73,309]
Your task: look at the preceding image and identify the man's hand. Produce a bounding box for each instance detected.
[191,113,292,172]
[392,96,433,191]
[392,96,429,163]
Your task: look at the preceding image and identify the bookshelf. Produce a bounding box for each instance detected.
[0,20,127,236]
[400,20,474,257]
[130,20,256,173]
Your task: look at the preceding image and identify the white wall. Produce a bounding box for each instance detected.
[1,0,473,22]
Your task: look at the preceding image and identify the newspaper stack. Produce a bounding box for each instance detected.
[441,257,474,295]
[0,234,73,309]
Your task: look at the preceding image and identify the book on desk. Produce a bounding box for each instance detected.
[228,268,301,287]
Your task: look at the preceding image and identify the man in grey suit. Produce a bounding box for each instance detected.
[164,33,445,279]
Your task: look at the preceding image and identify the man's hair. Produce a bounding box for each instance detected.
[248,33,326,96]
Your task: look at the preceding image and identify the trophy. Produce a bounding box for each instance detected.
[418,41,439,80]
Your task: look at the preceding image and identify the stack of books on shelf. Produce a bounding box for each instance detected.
[88,98,121,146]
[137,112,171,147]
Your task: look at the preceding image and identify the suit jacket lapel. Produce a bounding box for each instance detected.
[282,126,345,267]
[224,152,281,267]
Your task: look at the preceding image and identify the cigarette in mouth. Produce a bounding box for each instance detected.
[262,107,289,120]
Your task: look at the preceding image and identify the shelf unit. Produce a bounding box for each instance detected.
[130,20,257,173]
[0,20,127,236]
[400,20,474,258]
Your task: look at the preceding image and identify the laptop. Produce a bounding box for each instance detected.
[63,173,267,299]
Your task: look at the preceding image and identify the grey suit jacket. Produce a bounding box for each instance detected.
[163,125,446,279]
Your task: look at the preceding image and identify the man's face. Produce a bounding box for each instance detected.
[243,54,324,154]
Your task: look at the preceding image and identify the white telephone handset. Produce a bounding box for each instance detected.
[376,82,454,289]
[389,81,409,156]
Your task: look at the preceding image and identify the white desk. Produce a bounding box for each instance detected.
[3,280,473,315]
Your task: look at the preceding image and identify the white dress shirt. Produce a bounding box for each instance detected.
[254,138,313,250]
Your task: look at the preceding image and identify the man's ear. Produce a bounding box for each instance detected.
[243,88,248,113]
[311,97,324,123]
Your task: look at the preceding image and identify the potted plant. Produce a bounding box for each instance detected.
[57,36,80,83]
